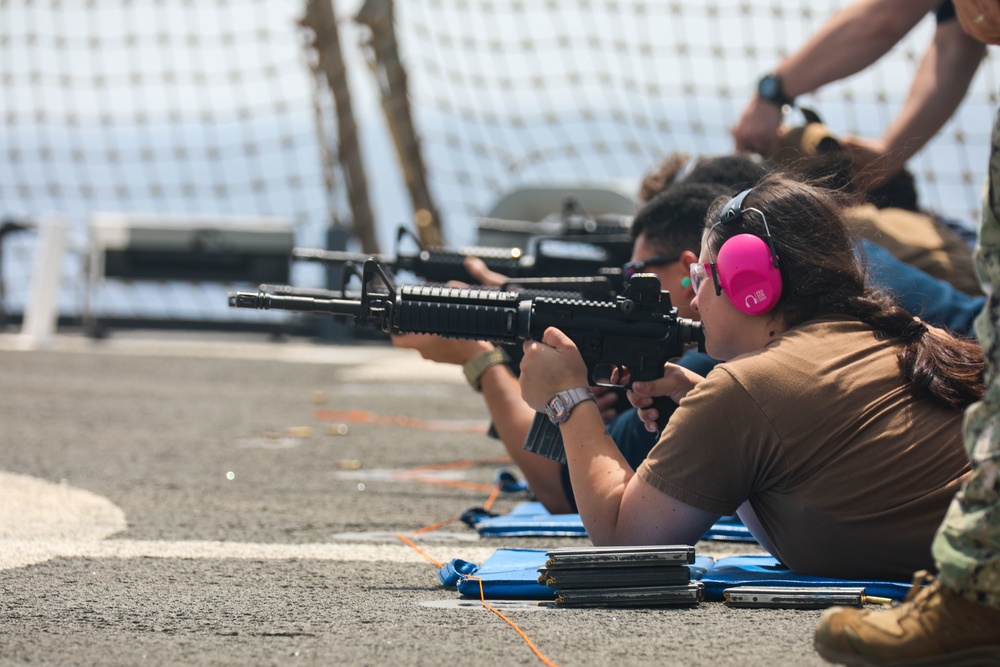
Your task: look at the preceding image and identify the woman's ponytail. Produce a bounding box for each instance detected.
[851,291,984,409]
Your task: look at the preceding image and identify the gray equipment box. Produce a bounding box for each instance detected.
[89,213,294,284]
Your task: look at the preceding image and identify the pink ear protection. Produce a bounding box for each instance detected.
[708,188,782,315]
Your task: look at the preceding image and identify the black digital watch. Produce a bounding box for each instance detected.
[758,73,795,108]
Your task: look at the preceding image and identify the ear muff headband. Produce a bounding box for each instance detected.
[719,187,752,226]
[708,188,783,315]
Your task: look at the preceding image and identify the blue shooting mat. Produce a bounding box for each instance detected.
[466,501,756,542]
[439,549,913,602]
[439,548,716,600]
[699,555,913,602]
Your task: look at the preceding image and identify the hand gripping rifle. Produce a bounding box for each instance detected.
[229,258,704,463]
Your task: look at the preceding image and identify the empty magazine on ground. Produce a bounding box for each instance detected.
[723,586,889,609]
[541,546,696,597]
[539,565,691,589]
[555,582,705,607]
[544,545,696,569]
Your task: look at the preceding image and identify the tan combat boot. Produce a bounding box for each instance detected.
[813,570,1000,666]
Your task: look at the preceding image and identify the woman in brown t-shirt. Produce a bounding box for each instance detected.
[518,174,985,580]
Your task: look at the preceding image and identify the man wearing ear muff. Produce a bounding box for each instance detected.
[519,174,983,584]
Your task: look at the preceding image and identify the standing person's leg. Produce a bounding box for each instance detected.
[931,104,1000,610]
[812,106,1000,667]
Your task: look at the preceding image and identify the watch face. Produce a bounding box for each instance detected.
[758,74,790,106]
[759,75,779,99]
[546,395,568,420]
[545,387,594,424]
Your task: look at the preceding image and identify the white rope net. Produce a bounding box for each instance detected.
[1,0,341,323]
[394,0,998,234]
[0,0,996,325]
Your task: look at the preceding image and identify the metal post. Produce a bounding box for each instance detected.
[19,215,68,349]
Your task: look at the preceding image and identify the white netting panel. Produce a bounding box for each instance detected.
[0,0,346,322]
[1,0,997,325]
[393,0,997,242]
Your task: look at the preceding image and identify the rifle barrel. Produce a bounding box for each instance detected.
[229,291,363,318]
[291,247,388,264]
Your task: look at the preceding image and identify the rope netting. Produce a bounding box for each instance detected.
[395,0,998,235]
[0,0,997,325]
[0,0,344,322]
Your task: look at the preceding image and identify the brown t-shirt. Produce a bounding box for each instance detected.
[637,317,971,580]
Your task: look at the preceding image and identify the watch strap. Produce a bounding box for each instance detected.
[462,347,510,392]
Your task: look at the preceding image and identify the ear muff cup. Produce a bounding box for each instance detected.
[715,233,782,315]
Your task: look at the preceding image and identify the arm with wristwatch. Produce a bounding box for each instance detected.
[733,0,967,174]
[518,326,714,546]
[841,14,984,191]
[391,334,617,514]
[388,256,622,513]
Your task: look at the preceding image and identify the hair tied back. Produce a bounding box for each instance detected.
[905,319,929,343]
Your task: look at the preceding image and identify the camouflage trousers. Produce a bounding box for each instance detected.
[931,106,1000,609]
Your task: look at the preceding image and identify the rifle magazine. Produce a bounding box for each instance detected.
[523,412,567,464]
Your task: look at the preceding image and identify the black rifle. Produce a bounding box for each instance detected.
[292,226,631,285]
[258,274,620,304]
[476,212,633,239]
[230,259,703,463]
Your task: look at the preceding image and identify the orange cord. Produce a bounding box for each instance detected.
[396,529,560,667]
[314,408,490,434]
[471,577,560,667]
[396,533,444,569]
[394,466,557,667]
[320,398,553,663]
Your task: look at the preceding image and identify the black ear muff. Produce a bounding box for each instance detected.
[800,106,823,125]
[709,188,783,315]
[816,136,841,155]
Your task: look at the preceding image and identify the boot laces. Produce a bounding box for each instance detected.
[900,570,941,611]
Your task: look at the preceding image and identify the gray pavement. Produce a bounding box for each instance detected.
[0,330,835,667]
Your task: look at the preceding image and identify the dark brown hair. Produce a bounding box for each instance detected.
[631,182,729,255]
[638,152,768,203]
[704,174,984,409]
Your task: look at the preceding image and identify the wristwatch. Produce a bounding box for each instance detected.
[544,387,596,425]
[462,347,510,392]
[757,73,795,108]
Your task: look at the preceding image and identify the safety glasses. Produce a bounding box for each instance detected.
[689,262,715,294]
[622,254,680,281]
